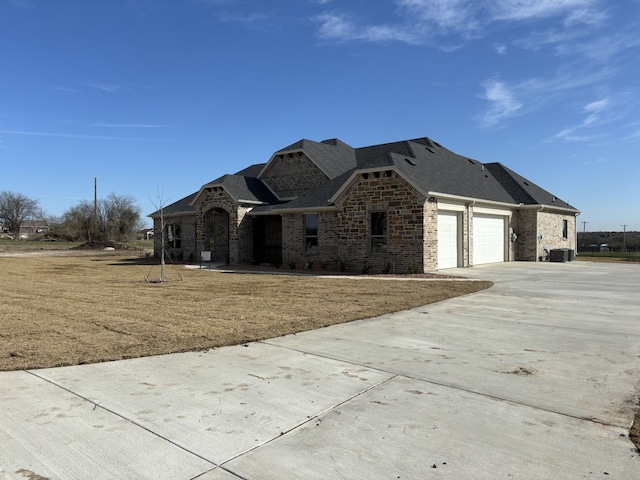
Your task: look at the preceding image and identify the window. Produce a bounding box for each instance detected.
[166,224,181,249]
[305,214,318,250]
[562,219,568,240]
[370,212,387,253]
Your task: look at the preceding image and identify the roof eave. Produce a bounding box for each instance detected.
[250,205,337,216]
[428,192,519,209]
[519,203,580,214]
[148,210,196,219]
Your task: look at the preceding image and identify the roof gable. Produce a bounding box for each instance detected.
[260,138,357,182]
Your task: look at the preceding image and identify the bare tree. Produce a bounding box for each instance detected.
[101,193,142,241]
[52,194,143,243]
[55,201,95,241]
[0,191,40,239]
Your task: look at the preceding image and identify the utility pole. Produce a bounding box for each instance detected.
[621,224,627,251]
[581,221,588,246]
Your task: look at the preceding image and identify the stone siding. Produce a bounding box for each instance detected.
[334,172,427,273]
[261,153,328,199]
[514,209,538,261]
[194,187,253,264]
[536,210,577,260]
[153,215,197,261]
[514,209,576,261]
[423,201,438,270]
[281,211,338,268]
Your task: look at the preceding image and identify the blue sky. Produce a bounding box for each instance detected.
[1,0,638,231]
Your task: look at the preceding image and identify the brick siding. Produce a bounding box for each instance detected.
[261,153,328,199]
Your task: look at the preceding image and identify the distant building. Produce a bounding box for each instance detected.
[138,228,154,240]
[18,220,49,238]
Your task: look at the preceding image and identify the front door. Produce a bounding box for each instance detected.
[253,216,282,265]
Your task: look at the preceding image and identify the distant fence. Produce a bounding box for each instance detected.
[577,245,640,259]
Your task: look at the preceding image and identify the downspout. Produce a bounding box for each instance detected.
[467,200,475,267]
[537,205,545,261]
[514,203,523,261]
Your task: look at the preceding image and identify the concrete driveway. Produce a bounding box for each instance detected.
[1,261,639,479]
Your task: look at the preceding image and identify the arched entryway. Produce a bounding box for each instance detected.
[205,208,230,262]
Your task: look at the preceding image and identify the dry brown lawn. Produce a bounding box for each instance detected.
[0,254,491,371]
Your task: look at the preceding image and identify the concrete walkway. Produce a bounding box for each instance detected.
[1,262,639,479]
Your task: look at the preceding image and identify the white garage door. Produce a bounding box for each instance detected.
[437,212,459,269]
[473,214,505,265]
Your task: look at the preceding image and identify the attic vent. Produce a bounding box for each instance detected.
[405,158,416,166]
[467,158,475,165]
[433,141,442,147]
[552,196,556,202]
[523,181,529,186]
[425,147,435,154]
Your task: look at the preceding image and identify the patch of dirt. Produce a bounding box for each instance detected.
[73,241,130,250]
[631,408,640,452]
[503,366,537,376]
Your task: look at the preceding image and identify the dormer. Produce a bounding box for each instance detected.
[258,138,356,200]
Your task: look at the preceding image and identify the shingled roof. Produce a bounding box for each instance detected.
[255,137,578,214]
[148,192,197,218]
[268,138,357,179]
[150,136,578,218]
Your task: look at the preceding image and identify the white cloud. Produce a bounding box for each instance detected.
[315,12,420,44]
[216,11,270,24]
[624,130,640,141]
[479,79,522,127]
[86,83,126,93]
[313,0,608,46]
[52,86,81,93]
[315,12,351,40]
[476,63,617,129]
[395,0,481,35]
[0,130,162,141]
[489,0,601,23]
[554,98,611,142]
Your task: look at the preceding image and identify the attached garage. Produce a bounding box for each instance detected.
[437,211,459,269]
[473,214,506,265]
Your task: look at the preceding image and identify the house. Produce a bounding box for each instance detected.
[18,220,49,238]
[149,136,579,272]
[138,228,154,241]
